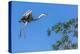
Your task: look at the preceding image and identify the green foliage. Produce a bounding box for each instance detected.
[52,44,59,50]
[47,17,78,50]
[52,23,63,33]
[71,43,78,49]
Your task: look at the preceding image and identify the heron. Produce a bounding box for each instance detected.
[19,10,48,38]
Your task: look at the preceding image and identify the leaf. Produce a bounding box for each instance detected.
[53,23,63,33]
[61,35,69,43]
[52,44,58,50]
[75,23,78,28]
[47,28,51,36]
[63,23,70,30]
[66,18,75,25]
[73,30,78,38]
[72,43,78,49]
[56,41,62,47]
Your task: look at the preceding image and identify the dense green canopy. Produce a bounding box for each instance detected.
[47,17,78,50]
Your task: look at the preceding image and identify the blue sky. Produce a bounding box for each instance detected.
[10,1,78,53]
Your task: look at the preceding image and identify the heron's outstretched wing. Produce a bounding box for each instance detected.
[24,10,32,16]
[19,10,33,23]
[23,10,32,20]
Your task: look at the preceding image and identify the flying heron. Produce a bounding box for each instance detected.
[19,10,48,38]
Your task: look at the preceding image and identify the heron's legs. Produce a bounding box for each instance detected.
[19,25,27,38]
[23,26,27,38]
